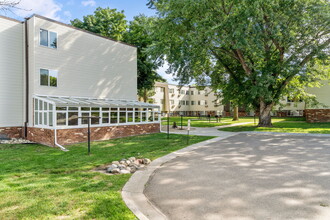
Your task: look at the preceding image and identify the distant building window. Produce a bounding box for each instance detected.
[198,90,202,95]
[180,90,185,95]
[186,91,189,95]
[169,88,175,93]
[160,87,165,93]
[198,100,201,105]
[191,91,194,95]
[40,69,58,87]
[170,100,174,105]
[191,101,195,105]
[186,100,189,105]
[205,100,208,105]
[40,29,57,49]
[181,100,185,105]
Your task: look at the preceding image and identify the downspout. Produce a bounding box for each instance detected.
[54,128,69,151]
[24,19,29,138]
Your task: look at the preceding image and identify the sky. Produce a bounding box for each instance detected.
[1,0,176,84]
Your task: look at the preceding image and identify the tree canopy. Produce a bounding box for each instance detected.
[71,7,127,41]
[148,0,330,126]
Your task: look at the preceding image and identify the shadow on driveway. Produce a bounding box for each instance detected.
[145,133,330,220]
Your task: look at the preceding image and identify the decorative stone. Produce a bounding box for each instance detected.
[126,160,131,165]
[112,161,120,165]
[130,166,137,173]
[120,170,130,174]
[143,158,151,165]
[111,168,120,174]
[128,157,136,162]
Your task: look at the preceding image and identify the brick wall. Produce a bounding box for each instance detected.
[0,127,23,139]
[27,123,160,147]
[27,127,55,146]
[305,109,330,123]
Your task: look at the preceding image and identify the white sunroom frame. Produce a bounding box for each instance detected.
[33,95,161,130]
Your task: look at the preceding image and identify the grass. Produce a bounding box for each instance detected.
[161,116,305,127]
[218,121,330,134]
[0,133,213,219]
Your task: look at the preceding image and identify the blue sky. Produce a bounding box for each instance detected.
[1,0,176,83]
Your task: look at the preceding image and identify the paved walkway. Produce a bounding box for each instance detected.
[160,122,252,137]
[144,133,330,220]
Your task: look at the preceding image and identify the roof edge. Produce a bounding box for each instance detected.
[0,15,23,23]
[26,14,136,48]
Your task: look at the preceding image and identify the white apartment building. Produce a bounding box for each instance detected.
[151,82,224,116]
[0,15,160,147]
[151,81,330,122]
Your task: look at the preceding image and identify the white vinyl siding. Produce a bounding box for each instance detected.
[0,17,24,127]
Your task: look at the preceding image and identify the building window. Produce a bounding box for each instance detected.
[198,90,202,95]
[186,91,189,95]
[198,100,201,105]
[180,90,185,95]
[160,87,165,93]
[40,29,57,49]
[191,101,195,105]
[170,100,174,105]
[191,91,194,95]
[181,100,185,105]
[40,69,58,87]
[169,88,174,93]
[205,100,208,105]
[186,100,189,105]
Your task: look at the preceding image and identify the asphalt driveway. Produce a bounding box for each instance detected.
[144,133,330,220]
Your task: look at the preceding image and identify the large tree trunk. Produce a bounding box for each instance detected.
[232,106,239,121]
[258,101,274,127]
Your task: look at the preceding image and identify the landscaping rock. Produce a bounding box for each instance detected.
[112,161,120,165]
[120,170,130,174]
[105,157,151,175]
[143,158,151,165]
[110,168,120,174]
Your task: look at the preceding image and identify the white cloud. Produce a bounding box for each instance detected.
[81,0,96,7]
[14,0,62,21]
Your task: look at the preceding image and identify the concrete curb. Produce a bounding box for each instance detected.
[121,134,238,220]
[241,131,330,137]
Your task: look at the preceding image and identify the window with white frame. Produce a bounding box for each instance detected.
[40,29,57,48]
[180,90,185,95]
[169,88,174,93]
[170,100,174,105]
[33,97,160,129]
[40,69,58,87]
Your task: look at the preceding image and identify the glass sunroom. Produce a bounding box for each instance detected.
[33,95,160,129]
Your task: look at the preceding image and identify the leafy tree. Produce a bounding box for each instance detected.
[71,7,127,41]
[124,15,165,102]
[148,0,330,126]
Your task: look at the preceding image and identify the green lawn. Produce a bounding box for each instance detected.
[0,133,213,219]
[161,116,305,127]
[218,121,330,134]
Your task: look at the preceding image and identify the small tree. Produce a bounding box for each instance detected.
[148,0,330,127]
[124,15,165,102]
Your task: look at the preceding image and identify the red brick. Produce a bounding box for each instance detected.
[305,109,330,123]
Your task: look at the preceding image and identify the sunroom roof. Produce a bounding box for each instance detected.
[34,95,159,108]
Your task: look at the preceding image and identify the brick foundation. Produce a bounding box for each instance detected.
[305,109,330,123]
[0,127,23,139]
[27,127,55,146]
[27,123,160,147]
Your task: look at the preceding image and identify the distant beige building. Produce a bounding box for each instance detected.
[151,82,223,116]
[151,81,330,122]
